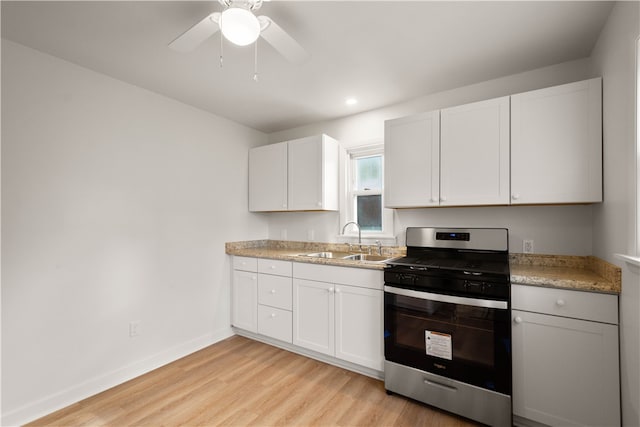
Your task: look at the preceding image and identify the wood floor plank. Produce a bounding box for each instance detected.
[26,336,481,427]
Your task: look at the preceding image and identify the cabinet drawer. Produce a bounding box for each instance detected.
[258,305,292,343]
[258,259,292,276]
[292,262,383,290]
[258,274,292,310]
[233,256,257,272]
[512,284,618,324]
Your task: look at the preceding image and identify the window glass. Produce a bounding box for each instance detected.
[356,156,382,191]
[356,194,382,231]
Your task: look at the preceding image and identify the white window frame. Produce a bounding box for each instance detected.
[341,143,394,243]
[636,36,640,256]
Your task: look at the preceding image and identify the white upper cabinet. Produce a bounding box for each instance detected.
[383,78,602,209]
[288,135,340,211]
[249,141,288,212]
[249,134,340,212]
[511,78,602,204]
[440,96,510,206]
[384,111,440,208]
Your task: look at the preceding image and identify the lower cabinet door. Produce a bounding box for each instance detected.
[512,309,620,427]
[334,285,383,370]
[232,270,258,333]
[292,279,334,356]
[257,305,292,343]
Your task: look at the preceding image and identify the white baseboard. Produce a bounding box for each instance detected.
[1,327,234,427]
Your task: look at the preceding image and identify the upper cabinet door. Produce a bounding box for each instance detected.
[249,142,288,212]
[384,111,440,208]
[511,78,602,204]
[288,135,339,211]
[440,96,510,206]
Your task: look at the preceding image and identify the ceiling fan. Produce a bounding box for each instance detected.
[169,0,309,64]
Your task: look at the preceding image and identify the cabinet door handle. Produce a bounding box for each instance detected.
[440,196,447,202]
[514,316,523,324]
[251,276,257,281]
[270,289,276,294]
[556,299,566,307]
[317,202,322,207]
[335,288,341,293]
[270,313,276,318]
[430,197,437,203]
[512,193,520,200]
[328,287,334,293]
[270,265,276,270]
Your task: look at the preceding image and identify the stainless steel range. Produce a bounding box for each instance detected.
[384,227,511,427]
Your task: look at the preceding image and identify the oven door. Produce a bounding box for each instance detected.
[384,285,511,395]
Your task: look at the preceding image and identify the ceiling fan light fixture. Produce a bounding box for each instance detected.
[220,7,260,46]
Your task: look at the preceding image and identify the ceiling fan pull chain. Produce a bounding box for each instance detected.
[253,39,259,82]
[219,33,224,68]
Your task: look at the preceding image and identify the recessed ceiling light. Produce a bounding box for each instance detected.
[345,97,358,106]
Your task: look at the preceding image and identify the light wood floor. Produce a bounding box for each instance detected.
[27,336,480,426]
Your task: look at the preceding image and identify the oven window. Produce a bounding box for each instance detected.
[384,291,511,394]
[392,296,495,367]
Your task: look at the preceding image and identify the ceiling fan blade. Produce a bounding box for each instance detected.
[169,12,221,52]
[258,16,309,64]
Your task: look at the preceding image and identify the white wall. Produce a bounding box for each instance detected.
[1,40,268,425]
[589,2,640,426]
[591,1,639,262]
[266,58,597,254]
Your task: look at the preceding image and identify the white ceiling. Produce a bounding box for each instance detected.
[1,1,614,133]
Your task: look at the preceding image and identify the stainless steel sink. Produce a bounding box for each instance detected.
[302,251,351,259]
[301,251,394,263]
[342,253,393,262]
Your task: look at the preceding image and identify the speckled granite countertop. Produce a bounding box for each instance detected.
[509,254,621,294]
[225,240,406,270]
[226,240,621,294]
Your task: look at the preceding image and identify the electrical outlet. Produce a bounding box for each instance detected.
[129,321,140,337]
[523,240,534,254]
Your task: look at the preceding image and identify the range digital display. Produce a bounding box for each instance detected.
[435,232,470,241]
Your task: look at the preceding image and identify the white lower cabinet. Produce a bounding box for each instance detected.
[292,263,384,371]
[231,258,258,333]
[334,284,383,369]
[512,284,620,427]
[257,305,292,343]
[292,278,335,355]
[232,257,292,342]
[233,257,384,373]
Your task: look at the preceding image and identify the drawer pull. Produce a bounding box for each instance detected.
[556,299,566,307]
[270,313,276,318]
[328,287,334,293]
[424,379,457,392]
[270,265,276,270]
[514,316,523,324]
[270,289,276,294]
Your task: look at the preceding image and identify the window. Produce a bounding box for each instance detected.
[344,144,393,238]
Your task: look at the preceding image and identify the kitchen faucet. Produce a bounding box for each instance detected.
[342,221,362,252]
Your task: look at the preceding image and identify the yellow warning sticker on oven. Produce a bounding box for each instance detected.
[425,330,452,360]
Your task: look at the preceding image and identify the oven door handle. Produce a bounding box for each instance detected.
[384,285,509,310]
